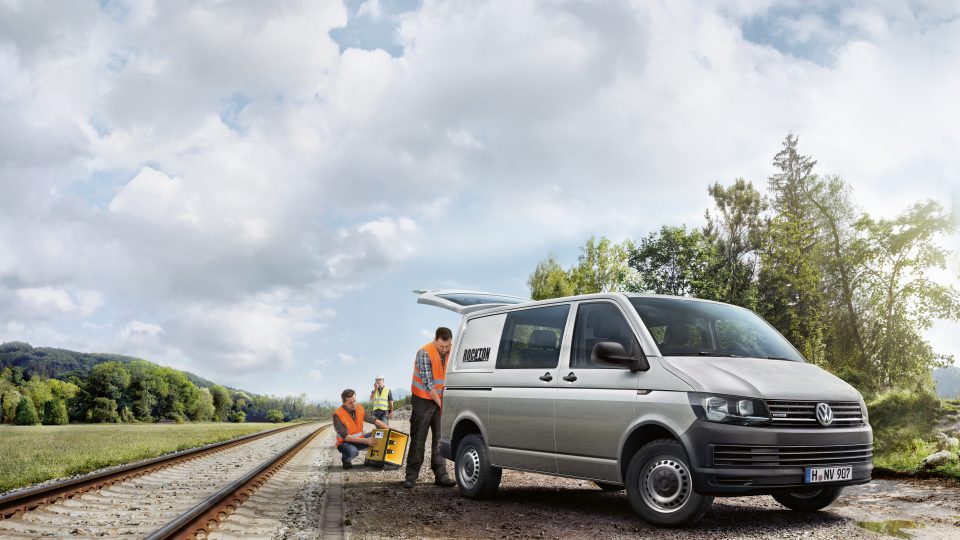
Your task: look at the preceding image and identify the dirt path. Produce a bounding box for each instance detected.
[339,421,960,539]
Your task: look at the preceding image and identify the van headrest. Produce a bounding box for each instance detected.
[529,329,558,348]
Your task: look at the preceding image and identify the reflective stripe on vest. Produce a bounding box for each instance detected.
[372,387,390,411]
[334,404,365,447]
[411,341,447,400]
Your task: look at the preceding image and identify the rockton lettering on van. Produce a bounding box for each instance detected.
[416,290,872,527]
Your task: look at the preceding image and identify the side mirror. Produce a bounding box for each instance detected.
[592,341,649,372]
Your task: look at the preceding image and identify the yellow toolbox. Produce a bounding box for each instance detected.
[364,428,409,468]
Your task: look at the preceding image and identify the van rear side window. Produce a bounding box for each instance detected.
[495,305,570,369]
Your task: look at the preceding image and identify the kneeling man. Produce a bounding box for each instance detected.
[334,388,389,469]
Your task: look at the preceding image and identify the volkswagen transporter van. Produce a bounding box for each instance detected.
[417,290,872,526]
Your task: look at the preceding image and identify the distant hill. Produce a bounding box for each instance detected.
[934,365,960,399]
[0,341,218,389]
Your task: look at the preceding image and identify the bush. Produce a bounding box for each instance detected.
[868,388,941,453]
[228,410,246,423]
[14,396,39,425]
[42,399,69,425]
[266,409,284,423]
[89,397,120,423]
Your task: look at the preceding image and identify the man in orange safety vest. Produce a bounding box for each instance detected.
[333,388,388,469]
[403,327,456,488]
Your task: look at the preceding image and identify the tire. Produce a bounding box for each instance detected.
[772,487,843,511]
[625,439,713,526]
[594,481,624,492]
[455,433,502,499]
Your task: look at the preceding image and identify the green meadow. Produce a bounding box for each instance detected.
[0,422,281,493]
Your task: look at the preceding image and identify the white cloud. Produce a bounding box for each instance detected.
[338,353,363,365]
[308,368,324,382]
[14,287,104,318]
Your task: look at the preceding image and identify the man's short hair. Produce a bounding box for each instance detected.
[435,327,453,341]
[341,388,356,402]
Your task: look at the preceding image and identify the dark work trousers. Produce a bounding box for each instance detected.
[405,395,448,482]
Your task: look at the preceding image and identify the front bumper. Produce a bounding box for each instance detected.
[680,420,873,496]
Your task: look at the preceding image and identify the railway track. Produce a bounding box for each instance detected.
[0,422,332,539]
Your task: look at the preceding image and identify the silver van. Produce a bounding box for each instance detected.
[418,290,872,526]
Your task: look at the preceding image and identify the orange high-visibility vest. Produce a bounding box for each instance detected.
[411,341,447,400]
[334,404,365,447]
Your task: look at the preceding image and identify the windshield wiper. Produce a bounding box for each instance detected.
[698,351,744,357]
[764,356,798,361]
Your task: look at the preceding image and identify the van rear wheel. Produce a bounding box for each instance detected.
[625,439,712,526]
[772,487,843,511]
[455,434,502,499]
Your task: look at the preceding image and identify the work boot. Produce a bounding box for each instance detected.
[402,479,415,489]
[342,461,353,470]
[435,476,456,488]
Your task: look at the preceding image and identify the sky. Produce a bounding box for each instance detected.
[0,0,958,403]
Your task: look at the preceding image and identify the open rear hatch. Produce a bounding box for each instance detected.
[415,289,529,315]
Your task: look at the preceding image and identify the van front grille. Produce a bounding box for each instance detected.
[765,400,864,427]
[712,444,873,467]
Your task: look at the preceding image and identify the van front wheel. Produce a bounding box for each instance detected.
[455,434,502,499]
[772,487,843,511]
[625,439,713,526]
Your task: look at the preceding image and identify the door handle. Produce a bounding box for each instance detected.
[562,372,578,382]
[539,372,553,382]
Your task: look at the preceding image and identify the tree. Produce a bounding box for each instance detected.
[570,237,636,294]
[228,410,246,423]
[86,362,131,403]
[43,399,69,425]
[627,226,718,297]
[702,178,766,307]
[14,396,39,425]
[266,408,284,423]
[854,201,960,392]
[210,385,232,422]
[528,254,575,300]
[757,134,827,365]
[89,397,120,423]
[188,387,215,421]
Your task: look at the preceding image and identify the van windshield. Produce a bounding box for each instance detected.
[628,297,805,362]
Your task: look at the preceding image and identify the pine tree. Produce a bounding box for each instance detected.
[14,396,39,425]
[42,399,69,425]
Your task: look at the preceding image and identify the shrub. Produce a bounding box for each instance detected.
[868,388,941,453]
[89,397,120,423]
[266,409,284,423]
[42,399,69,425]
[228,410,246,423]
[14,396,40,425]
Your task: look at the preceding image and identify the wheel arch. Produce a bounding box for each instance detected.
[619,421,684,482]
[451,415,487,458]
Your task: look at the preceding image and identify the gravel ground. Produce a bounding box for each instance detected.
[0,423,323,539]
[341,420,960,539]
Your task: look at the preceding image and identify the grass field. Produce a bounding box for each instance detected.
[0,422,284,493]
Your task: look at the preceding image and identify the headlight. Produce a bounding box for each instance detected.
[859,397,869,424]
[688,393,770,425]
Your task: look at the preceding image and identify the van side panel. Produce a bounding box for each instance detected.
[441,314,505,458]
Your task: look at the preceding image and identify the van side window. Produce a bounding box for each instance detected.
[495,305,570,369]
[571,302,641,369]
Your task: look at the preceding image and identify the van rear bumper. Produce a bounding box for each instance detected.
[680,420,873,496]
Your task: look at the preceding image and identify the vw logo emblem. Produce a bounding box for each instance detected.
[816,403,834,426]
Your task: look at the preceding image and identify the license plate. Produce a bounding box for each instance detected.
[804,466,852,483]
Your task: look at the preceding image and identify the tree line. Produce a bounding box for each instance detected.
[0,361,332,426]
[528,134,959,397]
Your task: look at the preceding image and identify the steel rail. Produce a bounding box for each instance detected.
[0,421,310,519]
[146,423,331,539]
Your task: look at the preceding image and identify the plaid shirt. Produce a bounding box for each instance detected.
[415,348,447,393]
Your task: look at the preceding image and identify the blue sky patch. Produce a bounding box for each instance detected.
[329,0,421,58]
